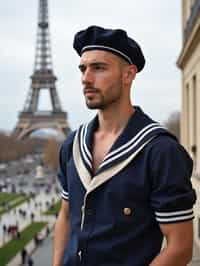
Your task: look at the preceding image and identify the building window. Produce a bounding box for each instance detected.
[186,0,195,20]
[192,75,197,170]
[186,83,190,148]
[190,0,195,11]
[198,217,200,239]
[186,0,191,19]
[191,0,196,8]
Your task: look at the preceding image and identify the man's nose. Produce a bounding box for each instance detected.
[82,69,93,84]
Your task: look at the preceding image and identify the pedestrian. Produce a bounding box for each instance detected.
[46,226,50,237]
[53,25,196,266]
[30,212,34,222]
[21,248,27,265]
[27,255,34,266]
[46,201,49,208]
[19,209,22,216]
[2,224,7,243]
[34,234,39,246]
[3,224,7,235]
[16,228,21,240]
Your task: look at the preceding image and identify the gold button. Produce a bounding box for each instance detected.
[123,207,132,216]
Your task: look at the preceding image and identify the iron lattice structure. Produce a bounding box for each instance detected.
[13,0,70,139]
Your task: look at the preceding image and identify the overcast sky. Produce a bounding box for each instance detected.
[0,0,183,132]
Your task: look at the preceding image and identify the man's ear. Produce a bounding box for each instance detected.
[123,64,137,84]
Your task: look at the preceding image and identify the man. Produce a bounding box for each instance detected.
[53,26,196,266]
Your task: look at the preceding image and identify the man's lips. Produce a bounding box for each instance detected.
[84,88,99,95]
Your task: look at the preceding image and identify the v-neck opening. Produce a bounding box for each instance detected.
[89,107,139,175]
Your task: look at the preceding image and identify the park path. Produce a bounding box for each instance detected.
[0,191,60,247]
[31,231,54,265]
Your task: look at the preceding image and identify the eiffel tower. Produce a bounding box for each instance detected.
[13,0,70,139]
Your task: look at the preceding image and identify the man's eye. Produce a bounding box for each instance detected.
[95,65,104,70]
[79,68,85,73]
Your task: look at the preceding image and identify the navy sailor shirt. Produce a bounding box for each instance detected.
[57,106,196,266]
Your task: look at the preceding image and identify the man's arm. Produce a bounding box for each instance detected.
[53,199,70,266]
[150,220,193,266]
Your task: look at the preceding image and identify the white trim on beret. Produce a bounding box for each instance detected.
[81,45,133,65]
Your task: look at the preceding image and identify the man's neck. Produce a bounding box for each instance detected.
[97,104,135,135]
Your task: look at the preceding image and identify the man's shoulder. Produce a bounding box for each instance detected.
[146,134,192,164]
[60,124,86,152]
[58,130,78,164]
[62,130,77,148]
[150,134,178,146]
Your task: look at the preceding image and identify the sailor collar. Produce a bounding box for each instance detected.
[73,106,168,193]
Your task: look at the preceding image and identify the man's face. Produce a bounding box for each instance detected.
[79,50,125,110]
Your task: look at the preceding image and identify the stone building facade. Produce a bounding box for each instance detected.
[177,0,200,249]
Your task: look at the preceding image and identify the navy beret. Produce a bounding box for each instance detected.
[73,25,145,72]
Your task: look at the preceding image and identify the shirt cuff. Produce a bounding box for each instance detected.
[61,189,69,200]
[155,208,194,223]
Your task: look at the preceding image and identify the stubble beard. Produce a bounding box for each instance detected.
[85,88,122,110]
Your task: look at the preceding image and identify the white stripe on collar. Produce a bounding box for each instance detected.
[87,137,155,194]
[82,45,133,64]
[100,125,165,168]
[83,123,92,161]
[73,130,155,194]
[80,125,92,169]
[104,123,160,161]
[73,131,91,190]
